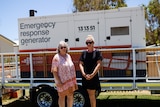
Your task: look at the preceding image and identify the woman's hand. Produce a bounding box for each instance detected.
[85,74,94,80]
[82,73,86,77]
[56,81,63,87]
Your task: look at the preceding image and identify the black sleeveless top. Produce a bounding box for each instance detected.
[79,50,103,90]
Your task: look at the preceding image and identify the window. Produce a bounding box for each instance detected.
[111,26,129,36]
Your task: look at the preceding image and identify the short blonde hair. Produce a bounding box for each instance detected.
[85,35,95,42]
[57,40,69,53]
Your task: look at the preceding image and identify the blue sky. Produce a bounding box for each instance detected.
[0,0,150,43]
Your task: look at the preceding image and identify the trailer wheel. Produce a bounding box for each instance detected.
[34,87,58,107]
[73,85,90,107]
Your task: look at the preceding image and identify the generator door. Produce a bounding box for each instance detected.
[105,17,131,47]
[74,19,99,47]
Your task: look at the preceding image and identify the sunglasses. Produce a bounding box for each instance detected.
[60,47,66,49]
[86,41,93,45]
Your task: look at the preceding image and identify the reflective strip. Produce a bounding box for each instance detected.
[4,83,30,87]
[101,83,133,87]
[136,83,160,87]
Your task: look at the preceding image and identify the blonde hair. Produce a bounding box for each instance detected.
[85,35,95,42]
[57,40,69,53]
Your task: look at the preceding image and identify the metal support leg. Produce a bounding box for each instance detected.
[0,88,2,107]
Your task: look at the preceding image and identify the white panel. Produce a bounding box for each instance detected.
[105,17,131,46]
[74,19,99,47]
[18,16,69,50]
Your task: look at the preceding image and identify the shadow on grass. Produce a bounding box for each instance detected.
[97,99,160,107]
[3,97,160,107]
[3,100,34,107]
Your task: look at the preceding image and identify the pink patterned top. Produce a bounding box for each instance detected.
[51,53,78,95]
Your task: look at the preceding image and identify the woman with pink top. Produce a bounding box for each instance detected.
[51,40,78,107]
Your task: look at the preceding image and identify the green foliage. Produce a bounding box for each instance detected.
[73,0,127,12]
[146,0,160,46]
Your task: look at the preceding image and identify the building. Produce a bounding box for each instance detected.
[0,34,17,53]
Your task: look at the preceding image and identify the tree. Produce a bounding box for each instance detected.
[73,0,127,12]
[146,0,160,45]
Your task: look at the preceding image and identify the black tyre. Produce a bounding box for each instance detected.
[34,87,58,107]
[73,85,90,107]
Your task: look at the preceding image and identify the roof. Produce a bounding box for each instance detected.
[0,34,16,44]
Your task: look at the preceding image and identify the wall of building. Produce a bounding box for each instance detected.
[0,34,17,53]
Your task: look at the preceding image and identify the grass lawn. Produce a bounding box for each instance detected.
[96,91,160,107]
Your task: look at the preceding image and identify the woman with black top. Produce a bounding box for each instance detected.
[79,35,103,107]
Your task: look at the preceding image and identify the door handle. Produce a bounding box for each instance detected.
[106,36,110,40]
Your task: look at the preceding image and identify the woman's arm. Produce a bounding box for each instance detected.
[79,61,86,77]
[51,67,63,86]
